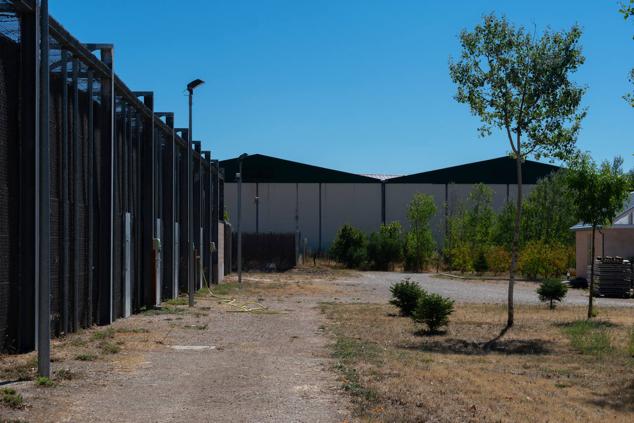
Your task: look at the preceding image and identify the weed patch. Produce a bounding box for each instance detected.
[562,320,614,356]
[140,306,186,316]
[54,368,75,381]
[1,388,24,409]
[99,341,121,355]
[165,297,188,306]
[75,353,97,361]
[116,327,149,334]
[91,327,115,341]
[35,376,55,387]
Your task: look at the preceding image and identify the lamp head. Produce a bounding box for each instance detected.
[187,78,205,93]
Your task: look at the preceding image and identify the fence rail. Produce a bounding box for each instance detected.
[0,0,226,353]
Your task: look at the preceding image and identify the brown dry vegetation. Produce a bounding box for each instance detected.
[322,302,634,423]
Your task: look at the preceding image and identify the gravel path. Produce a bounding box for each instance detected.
[331,271,634,308]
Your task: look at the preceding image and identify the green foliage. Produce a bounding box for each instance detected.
[473,250,488,274]
[566,155,631,318]
[519,240,570,280]
[537,279,568,309]
[389,278,424,317]
[445,243,473,273]
[330,224,368,268]
[1,388,24,409]
[522,171,577,245]
[412,292,455,333]
[562,320,613,356]
[404,194,437,271]
[35,376,54,387]
[367,221,404,270]
[486,246,511,275]
[566,155,631,231]
[445,184,496,272]
[449,14,585,159]
[491,202,516,249]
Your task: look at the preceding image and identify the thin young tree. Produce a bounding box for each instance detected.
[449,15,586,327]
[566,155,630,319]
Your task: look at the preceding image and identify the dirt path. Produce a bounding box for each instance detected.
[1,270,352,423]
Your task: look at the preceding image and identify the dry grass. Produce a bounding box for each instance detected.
[322,302,634,422]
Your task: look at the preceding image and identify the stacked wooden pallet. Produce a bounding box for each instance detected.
[588,257,633,298]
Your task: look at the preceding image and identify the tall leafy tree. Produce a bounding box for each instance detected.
[449,15,586,327]
[566,155,630,319]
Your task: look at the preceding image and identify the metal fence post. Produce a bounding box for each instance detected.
[37,0,51,377]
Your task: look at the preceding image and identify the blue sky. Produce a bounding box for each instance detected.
[51,0,634,175]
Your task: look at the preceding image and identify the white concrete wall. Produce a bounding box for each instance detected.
[385,184,446,242]
[298,184,320,250]
[224,182,257,233]
[321,183,382,247]
[223,181,537,251]
[258,183,297,233]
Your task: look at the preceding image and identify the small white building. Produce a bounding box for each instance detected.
[572,193,634,278]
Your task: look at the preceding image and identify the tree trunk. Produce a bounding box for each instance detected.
[508,155,523,328]
[588,225,596,319]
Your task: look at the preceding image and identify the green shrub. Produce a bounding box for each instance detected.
[412,292,455,333]
[473,250,488,274]
[485,246,511,275]
[367,221,404,270]
[445,243,473,273]
[537,279,568,309]
[519,240,569,280]
[330,224,367,268]
[389,278,424,317]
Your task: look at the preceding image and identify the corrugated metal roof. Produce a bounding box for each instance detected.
[219,154,379,183]
[386,156,560,184]
[220,154,561,185]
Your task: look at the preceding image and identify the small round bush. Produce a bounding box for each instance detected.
[537,279,568,309]
[412,292,455,333]
[330,224,367,268]
[389,278,424,317]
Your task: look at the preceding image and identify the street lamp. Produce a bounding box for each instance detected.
[236,153,248,285]
[187,78,204,307]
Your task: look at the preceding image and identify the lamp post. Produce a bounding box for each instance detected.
[236,153,247,285]
[186,79,204,307]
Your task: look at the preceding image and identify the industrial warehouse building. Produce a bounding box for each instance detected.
[221,154,560,252]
